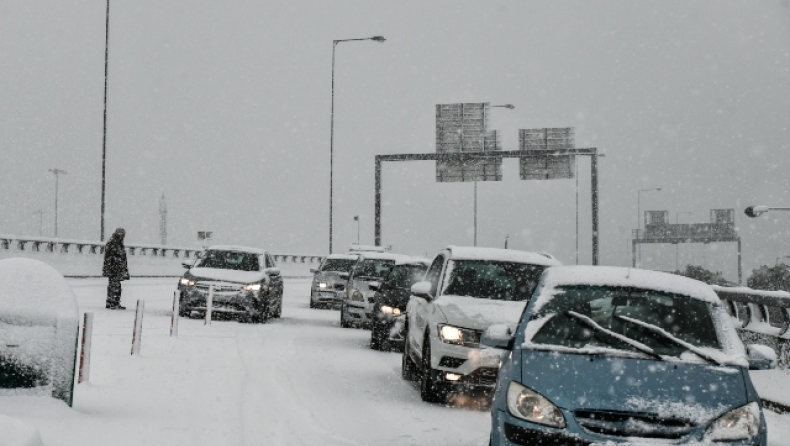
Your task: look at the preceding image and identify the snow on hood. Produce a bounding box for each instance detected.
[0,258,79,326]
[189,267,265,284]
[0,415,43,446]
[434,295,526,331]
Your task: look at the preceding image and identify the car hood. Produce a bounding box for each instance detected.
[189,267,265,284]
[434,295,526,331]
[519,349,748,421]
[313,271,347,284]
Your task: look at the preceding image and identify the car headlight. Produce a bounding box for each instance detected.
[180,278,194,286]
[318,282,327,289]
[438,323,480,347]
[380,305,401,315]
[704,402,761,441]
[507,381,566,428]
[243,283,262,291]
[349,288,364,302]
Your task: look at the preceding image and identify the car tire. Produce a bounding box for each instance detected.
[370,325,383,350]
[309,298,316,309]
[340,304,350,328]
[420,335,447,403]
[401,321,420,381]
[273,297,282,318]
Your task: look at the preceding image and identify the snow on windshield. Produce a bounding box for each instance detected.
[196,250,260,272]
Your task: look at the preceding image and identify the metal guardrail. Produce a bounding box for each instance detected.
[0,234,324,265]
[711,285,790,339]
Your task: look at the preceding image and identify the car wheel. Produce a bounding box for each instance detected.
[401,322,419,381]
[340,304,350,328]
[420,335,447,403]
[370,325,383,350]
[309,297,316,309]
[272,297,282,318]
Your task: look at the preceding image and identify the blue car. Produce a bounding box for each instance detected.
[485,266,776,446]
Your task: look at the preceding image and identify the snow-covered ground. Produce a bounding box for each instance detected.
[1,277,788,445]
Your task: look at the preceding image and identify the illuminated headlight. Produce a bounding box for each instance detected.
[243,283,262,291]
[179,278,194,286]
[380,306,401,316]
[507,381,566,428]
[318,282,328,289]
[438,324,480,347]
[349,288,364,302]
[704,402,761,441]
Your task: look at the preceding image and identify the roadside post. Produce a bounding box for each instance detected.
[205,285,213,325]
[170,291,180,337]
[78,312,94,383]
[131,299,144,355]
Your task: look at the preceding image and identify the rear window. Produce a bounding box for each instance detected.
[320,259,356,273]
[442,260,546,301]
[197,250,260,272]
[530,285,722,356]
[386,264,428,289]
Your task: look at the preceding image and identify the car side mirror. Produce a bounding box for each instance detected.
[410,281,433,300]
[747,344,777,370]
[481,324,515,350]
[309,268,318,274]
[266,268,281,277]
[368,281,381,292]
[181,262,192,269]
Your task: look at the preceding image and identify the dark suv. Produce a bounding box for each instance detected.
[369,258,430,351]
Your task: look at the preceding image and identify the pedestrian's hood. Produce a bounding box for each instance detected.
[434,295,526,331]
[519,349,747,421]
[189,267,265,284]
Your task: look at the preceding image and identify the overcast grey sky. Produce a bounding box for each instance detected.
[1,0,789,281]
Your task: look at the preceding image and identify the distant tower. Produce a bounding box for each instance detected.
[159,193,167,245]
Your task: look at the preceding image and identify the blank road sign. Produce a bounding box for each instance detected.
[436,103,502,182]
[519,127,575,180]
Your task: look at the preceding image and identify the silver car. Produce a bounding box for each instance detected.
[309,254,358,309]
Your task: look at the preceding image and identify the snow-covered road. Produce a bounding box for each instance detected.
[1,277,788,445]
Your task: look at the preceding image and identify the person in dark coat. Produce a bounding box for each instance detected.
[103,228,130,309]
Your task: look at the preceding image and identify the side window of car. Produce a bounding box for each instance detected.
[424,255,445,296]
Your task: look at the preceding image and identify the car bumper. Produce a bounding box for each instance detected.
[491,409,766,446]
[180,288,260,314]
[345,301,373,324]
[429,339,505,390]
[311,289,344,305]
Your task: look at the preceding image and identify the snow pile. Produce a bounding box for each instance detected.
[0,415,43,446]
[0,258,79,406]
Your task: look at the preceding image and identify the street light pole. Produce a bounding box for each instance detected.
[675,211,694,271]
[100,0,110,242]
[49,168,67,238]
[354,215,360,245]
[636,187,661,268]
[745,205,790,218]
[474,103,514,246]
[329,36,385,254]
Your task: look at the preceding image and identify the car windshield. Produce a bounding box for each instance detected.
[442,260,547,301]
[386,264,428,289]
[529,285,722,357]
[355,259,395,279]
[196,250,260,272]
[320,259,356,273]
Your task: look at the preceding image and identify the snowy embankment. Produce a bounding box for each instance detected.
[0,250,313,278]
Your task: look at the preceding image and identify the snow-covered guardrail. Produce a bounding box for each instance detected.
[712,285,790,369]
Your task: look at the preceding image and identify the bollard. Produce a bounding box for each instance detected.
[205,285,213,326]
[78,312,94,383]
[170,290,181,337]
[131,299,145,355]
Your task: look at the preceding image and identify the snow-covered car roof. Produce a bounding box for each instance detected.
[537,266,721,306]
[323,253,359,260]
[446,246,561,266]
[356,252,411,261]
[395,257,432,266]
[205,245,267,255]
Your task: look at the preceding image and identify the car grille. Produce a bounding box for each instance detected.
[464,367,498,386]
[438,356,467,368]
[504,423,591,446]
[574,410,695,439]
[334,283,346,291]
[195,283,242,293]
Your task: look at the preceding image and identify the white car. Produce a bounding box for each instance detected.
[340,251,410,328]
[309,253,359,308]
[402,246,561,403]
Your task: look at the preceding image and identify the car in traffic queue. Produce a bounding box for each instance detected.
[309,253,358,309]
[340,251,410,328]
[485,265,775,446]
[368,258,431,351]
[178,246,284,323]
[402,246,561,403]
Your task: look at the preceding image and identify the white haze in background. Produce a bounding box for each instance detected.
[1,1,789,282]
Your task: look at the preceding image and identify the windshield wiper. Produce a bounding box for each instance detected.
[615,315,722,366]
[565,311,663,361]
